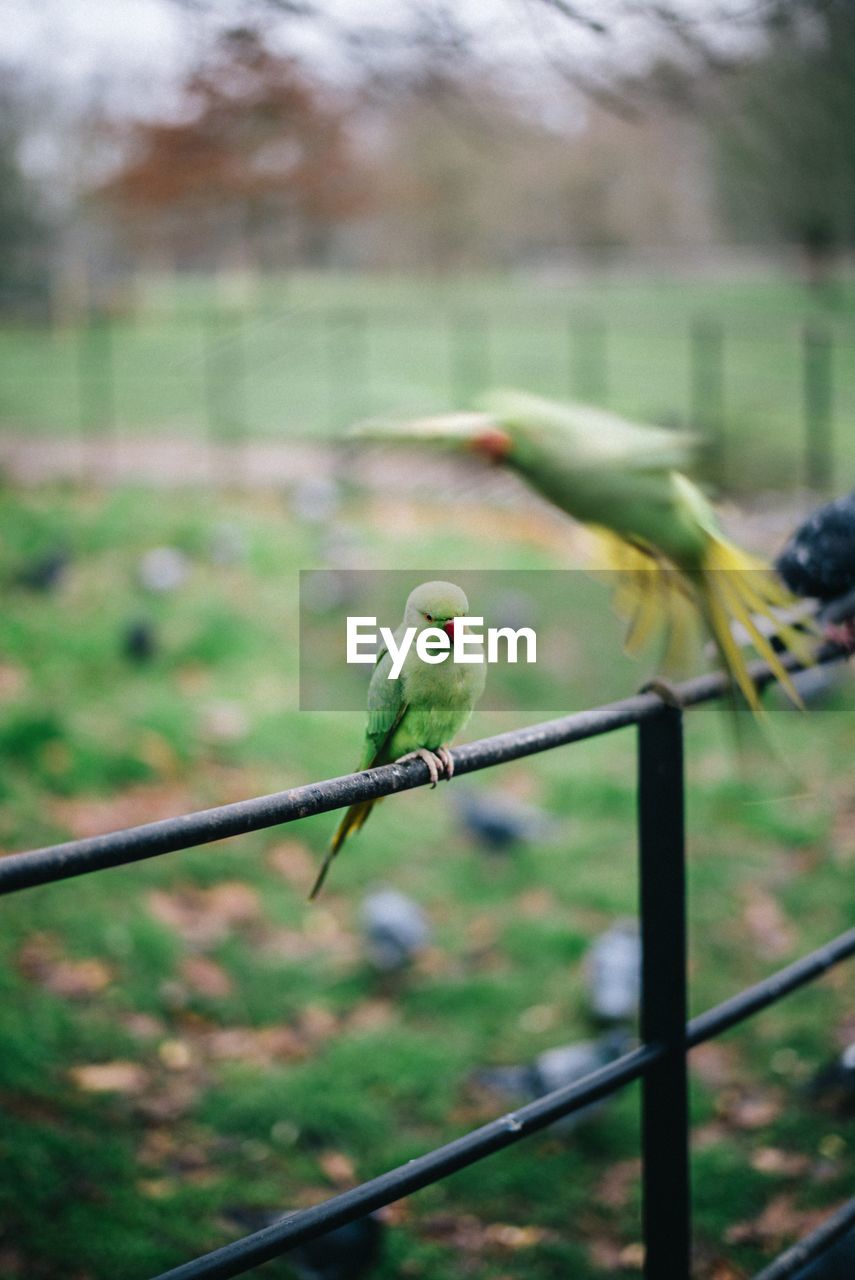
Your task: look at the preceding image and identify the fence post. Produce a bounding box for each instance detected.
[326,307,369,430]
[449,308,490,405]
[690,316,724,490]
[78,307,116,481]
[204,306,247,485]
[802,323,833,493]
[570,312,608,403]
[638,705,690,1279]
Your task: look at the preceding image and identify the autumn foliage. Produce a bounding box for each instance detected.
[103,29,362,265]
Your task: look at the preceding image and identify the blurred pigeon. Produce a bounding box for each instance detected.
[492,588,537,633]
[777,491,855,604]
[776,491,855,649]
[15,549,70,592]
[360,889,431,972]
[293,476,340,526]
[320,524,365,571]
[452,787,556,854]
[300,569,352,615]
[138,546,190,593]
[286,1213,384,1280]
[792,1226,855,1280]
[584,920,641,1025]
[121,617,157,664]
[472,1029,632,1133]
[208,521,248,566]
[221,1209,383,1280]
[770,660,846,709]
[807,1040,855,1113]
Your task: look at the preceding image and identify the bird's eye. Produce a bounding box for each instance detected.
[425,614,433,622]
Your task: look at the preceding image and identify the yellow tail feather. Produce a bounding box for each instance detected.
[587,527,816,712]
[700,536,814,711]
[309,799,378,900]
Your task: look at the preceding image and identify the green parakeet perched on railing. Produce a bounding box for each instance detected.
[356,391,812,711]
[310,581,485,899]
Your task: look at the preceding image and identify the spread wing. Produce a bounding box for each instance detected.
[358,644,408,770]
[480,389,696,474]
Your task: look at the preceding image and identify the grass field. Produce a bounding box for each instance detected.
[2,272,855,494]
[1,479,854,1279]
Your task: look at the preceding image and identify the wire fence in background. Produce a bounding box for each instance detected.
[2,645,853,1280]
[1,300,851,496]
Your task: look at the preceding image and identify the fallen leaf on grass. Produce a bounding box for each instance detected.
[595,1159,640,1210]
[692,1122,730,1150]
[691,1041,741,1088]
[740,889,796,960]
[619,1243,645,1270]
[420,1213,557,1254]
[698,1260,746,1280]
[137,1128,177,1165]
[716,1088,782,1130]
[725,1194,835,1247]
[319,1151,356,1186]
[70,1061,150,1094]
[518,1003,557,1033]
[122,1013,167,1040]
[344,999,396,1033]
[0,662,27,698]
[137,1178,176,1200]
[18,935,113,998]
[52,784,195,839]
[147,881,261,947]
[588,1238,627,1270]
[180,955,233,998]
[135,1076,201,1122]
[515,888,557,918]
[203,1025,309,1066]
[158,1039,194,1071]
[484,1224,556,1249]
[259,924,357,964]
[750,1148,811,1177]
[0,1248,24,1277]
[299,1003,338,1041]
[268,840,316,886]
[829,789,855,863]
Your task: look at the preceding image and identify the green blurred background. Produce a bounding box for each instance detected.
[2,2,855,1278]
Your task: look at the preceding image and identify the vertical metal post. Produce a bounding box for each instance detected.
[639,706,690,1279]
[204,306,247,485]
[571,312,608,403]
[690,316,724,490]
[449,308,490,405]
[327,307,369,429]
[803,323,833,493]
[78,307,116,480]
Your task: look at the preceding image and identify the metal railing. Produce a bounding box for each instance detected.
[2,646,853,1280]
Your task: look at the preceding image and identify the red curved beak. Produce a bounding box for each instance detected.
[443,619,457,640]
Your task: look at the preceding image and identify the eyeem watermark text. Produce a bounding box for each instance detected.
[347,616,537,679]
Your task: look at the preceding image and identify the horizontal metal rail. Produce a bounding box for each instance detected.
[147,922,855,1280]
[753,1195,855,1280]
[2,641,850,1280]
[688,925,855,1047]
[152,1046,661,1280]
[0,648,842,897]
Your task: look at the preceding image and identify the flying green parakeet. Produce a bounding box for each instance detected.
[310,581,486,899]
[356,390,812,710]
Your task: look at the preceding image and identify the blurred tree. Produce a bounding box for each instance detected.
[712,0,855,285]
[101,27,363,274]
[0,79,50,312]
